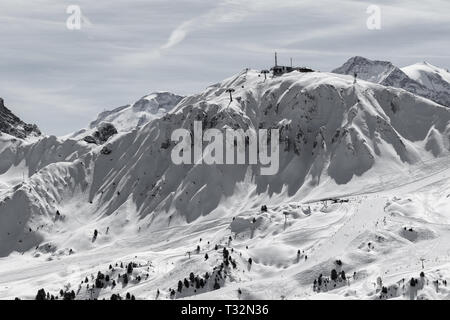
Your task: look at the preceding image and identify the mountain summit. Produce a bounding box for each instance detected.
[333,56,450,107]
[401,62,450,105]
[67,91,184,142]
[89,91,184,132]
[0,97,41,139]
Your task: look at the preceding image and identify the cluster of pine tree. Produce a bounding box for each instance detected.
[313,261,348,293]
[35,288,75,300]
[170,244,241,299]
[32,258,153,300]
[110,292,135,300]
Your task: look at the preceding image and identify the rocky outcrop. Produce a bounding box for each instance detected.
[0,97,41,139]
[83,122,117,144]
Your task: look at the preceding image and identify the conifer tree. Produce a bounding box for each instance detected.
[35,289,46,300]
[331,269,338,281]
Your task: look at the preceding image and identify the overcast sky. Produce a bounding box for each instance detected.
[0,0,449,135]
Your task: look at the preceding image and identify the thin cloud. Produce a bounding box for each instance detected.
[0,0,448,135]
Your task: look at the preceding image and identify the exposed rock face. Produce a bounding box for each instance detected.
[83,135,97,144]
[100,146,112,155]
[83,122,118,144]
[0,98,41,139]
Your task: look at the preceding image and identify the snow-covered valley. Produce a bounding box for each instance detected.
[1,62,450,300]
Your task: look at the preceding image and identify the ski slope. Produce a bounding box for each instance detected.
[0,153,449,300]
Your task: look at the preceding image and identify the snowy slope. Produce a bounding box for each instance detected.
[0,136,92,192]
[0,98,88,194]
[90,91,184,132]
[67,92,184,141]
[402,62,450,106]
[333,57,449,107]
[0,69,449,300]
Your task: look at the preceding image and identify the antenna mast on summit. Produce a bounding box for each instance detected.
[275,52,278,67]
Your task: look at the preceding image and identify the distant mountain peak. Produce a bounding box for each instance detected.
[65,91,184,141]
[333,56,450,107]
[88,91,184,132]
[348,56,392,65]
[402,61,450,83]
[332,56,396,84]
[0,97,41,139]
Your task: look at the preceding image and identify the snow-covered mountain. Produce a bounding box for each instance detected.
[0,98,91,200]
[0,135,92,192]
[0,97,41,140]
[401,62,450,106]
[333,56,450,107]
[90,91,184,132]
[1,69,450,300]
[67,92,184,142]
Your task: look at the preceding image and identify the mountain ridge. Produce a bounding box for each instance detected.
[1,67,450,300]
[67,91,184,142]
[332,56,450,107]
[0,97,41,139]
[1,69,449,254]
